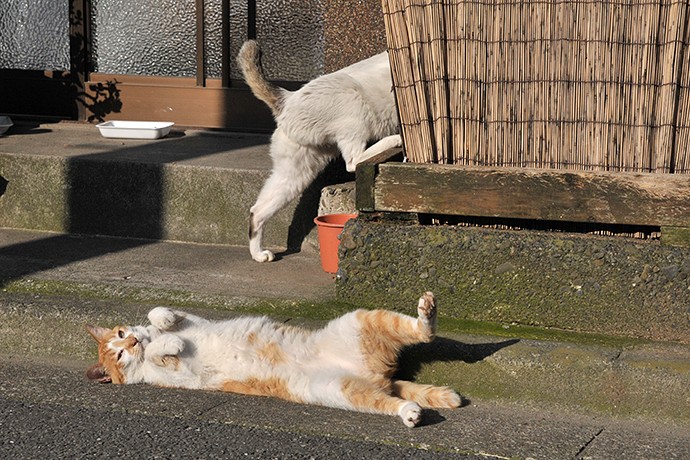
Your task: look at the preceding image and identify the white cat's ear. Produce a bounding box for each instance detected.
[85,324,110,343]
[86,364,112,384]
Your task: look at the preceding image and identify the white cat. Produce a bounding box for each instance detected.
[86,292,461,427]
[237,40,402,262]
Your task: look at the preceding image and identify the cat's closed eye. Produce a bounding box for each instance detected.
[117,350,124,361]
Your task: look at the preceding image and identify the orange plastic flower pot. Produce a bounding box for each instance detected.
[313,213,357,273]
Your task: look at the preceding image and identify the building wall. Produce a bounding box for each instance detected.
[324,0,387,72]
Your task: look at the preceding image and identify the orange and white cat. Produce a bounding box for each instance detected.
[86,292,461,427]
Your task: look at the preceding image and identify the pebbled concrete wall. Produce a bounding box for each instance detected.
[337,216,690,343]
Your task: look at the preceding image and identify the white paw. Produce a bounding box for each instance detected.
[417,291,437,321]
[156,334,185,356]
[399,402,422,427]
[148,307,178,330]
[417,292,437,342]
[345,159,357,173]
[252,249,275,263]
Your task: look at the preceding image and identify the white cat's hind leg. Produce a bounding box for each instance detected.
[249,130,334,262]
[248,216,275,263]
[361,134,402,161]
[341,134,402,173]
[399,401,422,427]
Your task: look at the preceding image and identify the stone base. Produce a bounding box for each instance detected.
[337,215,690,343]
[318,181,356,216]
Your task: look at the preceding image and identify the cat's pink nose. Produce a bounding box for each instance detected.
[124,336,139,347]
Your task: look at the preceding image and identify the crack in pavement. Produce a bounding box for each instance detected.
[574,427,604,458]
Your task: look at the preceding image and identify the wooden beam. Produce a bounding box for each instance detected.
[372,163,690,228]
[83,75,274,130]
[355,148,404,211]
[195,0,205,87]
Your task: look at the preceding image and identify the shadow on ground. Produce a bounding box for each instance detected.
[396,337,520,426]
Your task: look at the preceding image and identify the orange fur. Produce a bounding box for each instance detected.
[392,381,462,408]
[340,377,403,415]
[258,342,287,365]
[222,378,299,402]
[151,355,180,369]
[356,310,429,379]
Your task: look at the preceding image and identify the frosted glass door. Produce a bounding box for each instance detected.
[0,0,70,70]
[90,0,325,81]
[90,0,197,77]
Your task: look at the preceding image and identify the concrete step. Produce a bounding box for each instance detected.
[0,121,353,253]
[337,215,690,344]
[0,228,688,430]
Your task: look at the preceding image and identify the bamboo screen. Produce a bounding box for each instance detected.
[381,0,690,173]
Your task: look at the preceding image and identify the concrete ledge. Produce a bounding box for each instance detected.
[0,151,305,248]
[337,216,690,344]
[400,331,690,423]
[0,122,353,251]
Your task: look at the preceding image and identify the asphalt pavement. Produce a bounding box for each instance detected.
[2,355,688,459]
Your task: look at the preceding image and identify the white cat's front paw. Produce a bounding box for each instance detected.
[161,335,185,355]
[146,334,185,360]
[252,249,275,263]
[148,307,180,330]
[399,402,422,427]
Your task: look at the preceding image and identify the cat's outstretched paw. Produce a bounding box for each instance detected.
[252,249,275,263]
[438,388,463,409]
[148,307,182,331]
[399,402,422,427]
[417,291,437,341]
[417,291,436,320]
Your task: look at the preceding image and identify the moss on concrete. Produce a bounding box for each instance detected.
[438,317,649,348]
[337,218,690,343]
[3,277,648,349]
[397,332,690,423]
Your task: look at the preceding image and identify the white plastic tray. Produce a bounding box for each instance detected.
[96,121,174,139]
[0,116,13,136]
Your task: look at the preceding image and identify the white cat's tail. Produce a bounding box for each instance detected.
[237,40,287,117]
